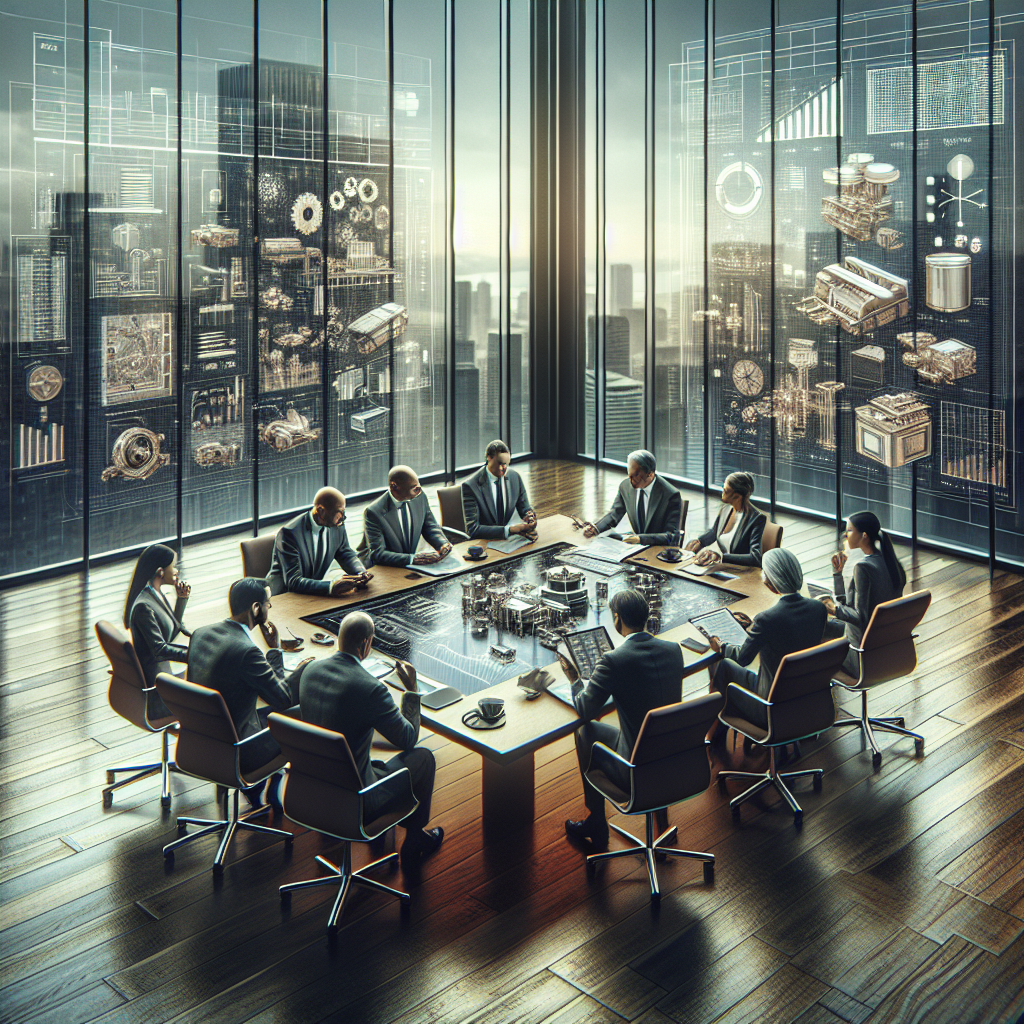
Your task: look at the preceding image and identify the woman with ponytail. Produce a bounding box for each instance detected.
[819,511,906,675]
[125,543,192,688]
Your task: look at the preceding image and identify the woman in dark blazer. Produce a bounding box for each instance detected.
[820,510,906,676]
[125,543,192,689]
[685,471,766,568]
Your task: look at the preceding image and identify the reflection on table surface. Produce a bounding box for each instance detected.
[302,542,741,697]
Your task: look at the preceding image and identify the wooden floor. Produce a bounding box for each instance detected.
[2,458,1024,1024]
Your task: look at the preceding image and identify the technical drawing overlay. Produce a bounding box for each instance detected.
[303,544,741,697]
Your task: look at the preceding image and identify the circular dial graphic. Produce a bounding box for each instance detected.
[947,153,975,181]
[732,359,764,397]
[27,364,64,402]
[715,161,764,218]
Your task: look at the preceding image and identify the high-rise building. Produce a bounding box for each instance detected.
[609,264,633,315]
[474,282,492,349]
[486,331,525,453]
[455,280,473,343]
[455,362,481,466]
[587,315,631,379]
[584,368,643,465]
[515,290,530,324]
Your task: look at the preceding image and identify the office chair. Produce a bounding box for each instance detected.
[437,484,469,544]
[831,590,931,768]
[718,638,848,825]
[268,713,416,933]
[583,692,722,901]
[240,533,277,580]
[95,621,179,809]
[761,521,784,552]
[155,674,292,873]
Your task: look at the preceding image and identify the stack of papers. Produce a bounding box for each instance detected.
[573,536,646,564]
[412,553,466,576]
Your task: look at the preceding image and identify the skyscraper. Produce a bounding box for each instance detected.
[587,314,632,379]
[609,264,633,315]
[455,362,481,466]
[486,331,524,453]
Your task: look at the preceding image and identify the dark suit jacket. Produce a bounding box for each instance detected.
[357,491,447,567]
[130,587,190,688]
[721,593,828,697]
[594,475,683,546]
[266,512,364,596]
[300,651,422,790]
[575,632,685,761]
[832,552,902,649]
[463,466,533,540]
[187,619,304,741]
[698,505,767,567]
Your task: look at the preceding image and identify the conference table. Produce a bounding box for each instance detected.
[200,514,774,832]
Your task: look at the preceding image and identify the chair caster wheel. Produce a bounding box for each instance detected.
[160,794,171,809]
[703,862,714,884]
[813,775,822,792]
[872,752,882,770]
[103,793,113,809]
[106,771,116,784]
[914,739,924,756]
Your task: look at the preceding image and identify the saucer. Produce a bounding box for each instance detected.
[310,632,335,646]
[463,553,488,561]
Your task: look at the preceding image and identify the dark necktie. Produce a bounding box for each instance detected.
[315,526,326,577]
[401,502,413,552]
[636,490,646,533]
[496,478,505,524]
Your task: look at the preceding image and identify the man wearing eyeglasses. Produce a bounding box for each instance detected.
[266,486,372,597]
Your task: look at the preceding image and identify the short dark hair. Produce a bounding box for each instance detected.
[485,439,510,459]
[609,588,650,631]
[229,577,269,615]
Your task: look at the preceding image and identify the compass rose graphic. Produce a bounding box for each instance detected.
[938,153,987,227]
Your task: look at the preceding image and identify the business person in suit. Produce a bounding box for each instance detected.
[686,471,766,568]
[126,543,191,692]
[188,578,312,802]
[558,589,687,850]
[300,611,444,869]
[819,511,906,676]
[357,465,452,568]
[266,486,372,597]
[463,439,538,541]
[582,449,683,546]
[707,548,828,744]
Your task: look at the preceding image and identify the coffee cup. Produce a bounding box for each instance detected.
[281,636,303,651]
[467,545,485,559]
[477,697,505,722]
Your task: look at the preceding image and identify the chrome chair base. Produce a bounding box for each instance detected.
[163,787,292,873]
[103,729,178,808]
[585,813,714,901]
[280,843,410,933]
[719,747,822,825]
[833,690,924,768]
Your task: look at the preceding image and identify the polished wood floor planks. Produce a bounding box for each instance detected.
[1,459,1023,1024]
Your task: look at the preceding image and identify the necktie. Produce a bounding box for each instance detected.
[315,526,326,577]
[496,477,505,524]
[401,502,412,552]
[636,490,646,533]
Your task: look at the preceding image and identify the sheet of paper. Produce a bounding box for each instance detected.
[281,651,307,672]
[410,553,466,576]
[489,534,532,554]
[575,536,646,564]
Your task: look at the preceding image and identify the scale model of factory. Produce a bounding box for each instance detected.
[460,563,669,663]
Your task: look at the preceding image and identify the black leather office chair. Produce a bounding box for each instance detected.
[269,712,417,933]
[583,692,722,900]
[156,674,292,873]
[437,485,469,544]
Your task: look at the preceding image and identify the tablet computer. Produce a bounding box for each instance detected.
[806,579,835,600]
[689,607,750,647]
[559,625,614,680]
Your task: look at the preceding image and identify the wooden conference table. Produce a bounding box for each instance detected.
[202,514,774,831]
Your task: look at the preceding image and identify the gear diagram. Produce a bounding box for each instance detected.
[329,190,345,211]
[357,178,379,203]
[732,359,765,397]
[291,193,323,235]
[27,365,64,402]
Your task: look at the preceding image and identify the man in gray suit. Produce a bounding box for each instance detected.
[462,439,538,541]
[583,449,683,547]
[300,611,444,869]
[266,487,372,597]
[357,466,452,568]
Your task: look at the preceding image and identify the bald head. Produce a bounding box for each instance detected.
[313,486,346,527]
[388,465,422,502]
[338,611,375,657]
